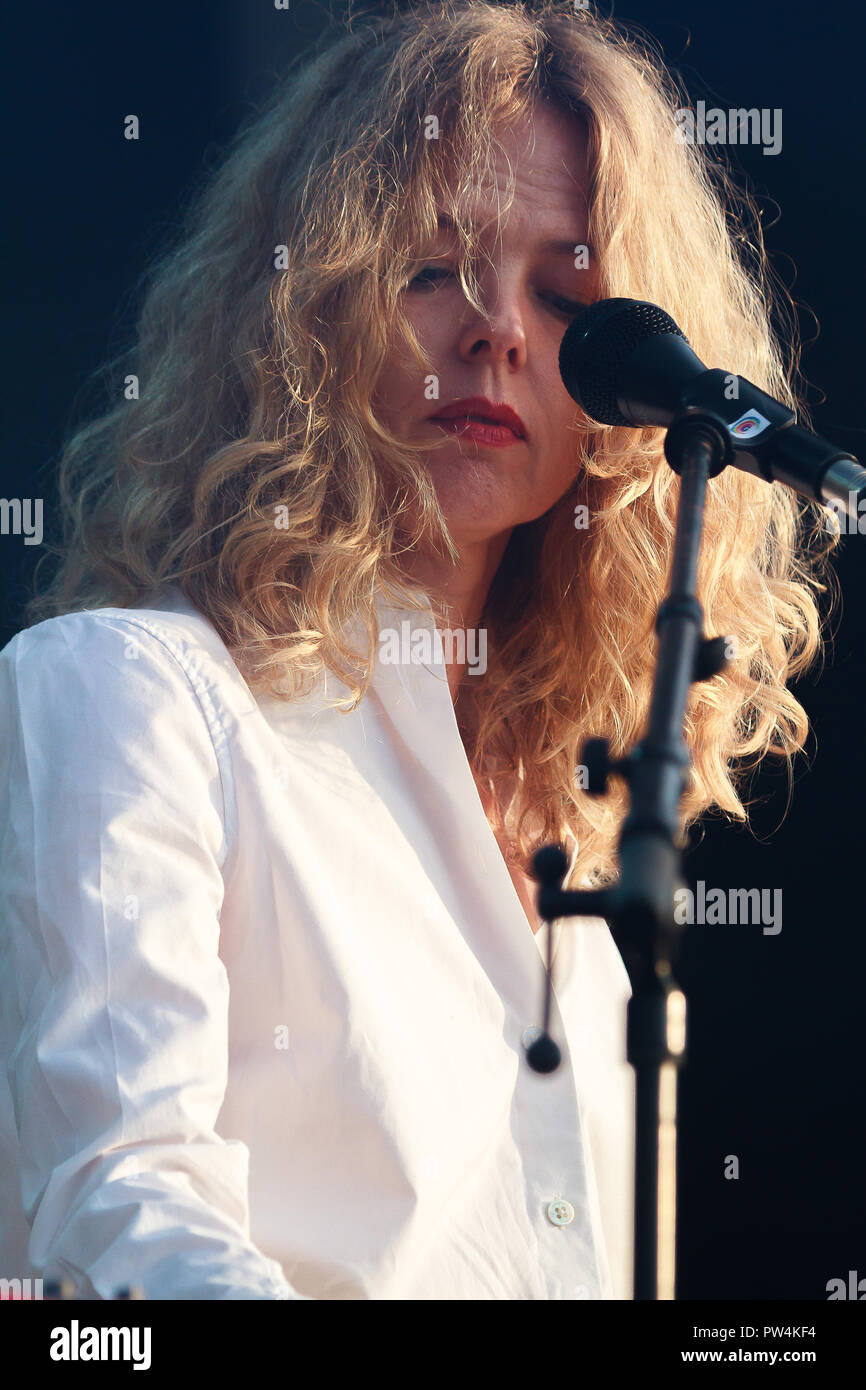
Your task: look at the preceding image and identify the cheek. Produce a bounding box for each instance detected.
[375,341,425,422]
[384,313,452,420]
[553,388,583,440]
[545,395,584,484]
[403,293,458,355]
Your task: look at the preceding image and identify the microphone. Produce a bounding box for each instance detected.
[558,298,865,518]
[522,301,863,1078]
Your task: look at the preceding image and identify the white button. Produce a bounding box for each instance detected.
[522,1024,543,1049]
[546,1199,575,1226]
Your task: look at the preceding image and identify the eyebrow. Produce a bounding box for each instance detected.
[433,211,593,258]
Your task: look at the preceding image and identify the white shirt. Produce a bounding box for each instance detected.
[0,582,634,1300]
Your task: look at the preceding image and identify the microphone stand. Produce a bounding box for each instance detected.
[527,408,736,1301]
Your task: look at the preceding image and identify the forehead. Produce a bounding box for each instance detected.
[438,102,590,238]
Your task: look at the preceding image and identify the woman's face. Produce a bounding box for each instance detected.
[375,100,597,551]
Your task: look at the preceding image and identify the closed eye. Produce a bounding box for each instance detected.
[408,266,455,289]
[406,266,588,318]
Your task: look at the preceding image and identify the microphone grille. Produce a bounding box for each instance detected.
[559,297,687,425]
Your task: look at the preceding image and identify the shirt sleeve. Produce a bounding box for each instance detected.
[0,611,307,1300]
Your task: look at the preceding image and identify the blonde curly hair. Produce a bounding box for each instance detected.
[25,0,835,885]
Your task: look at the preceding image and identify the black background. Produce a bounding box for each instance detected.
[3,0,864,1299]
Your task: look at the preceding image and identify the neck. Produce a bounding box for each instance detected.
[401,530,511,701]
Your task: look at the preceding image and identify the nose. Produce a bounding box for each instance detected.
[456,270,527,369]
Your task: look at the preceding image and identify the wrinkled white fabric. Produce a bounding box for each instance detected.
[0,583,634,1299]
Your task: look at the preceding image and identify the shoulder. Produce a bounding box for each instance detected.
[0,589,251,753]
[0,590,248,865]
[3,587,231,676]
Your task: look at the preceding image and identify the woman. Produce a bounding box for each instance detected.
[0,1,830,1300]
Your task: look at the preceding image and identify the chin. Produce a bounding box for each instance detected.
[436,492,521,538]
[427,457,522,517]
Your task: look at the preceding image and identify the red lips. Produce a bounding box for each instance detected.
[430,396,527,440]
